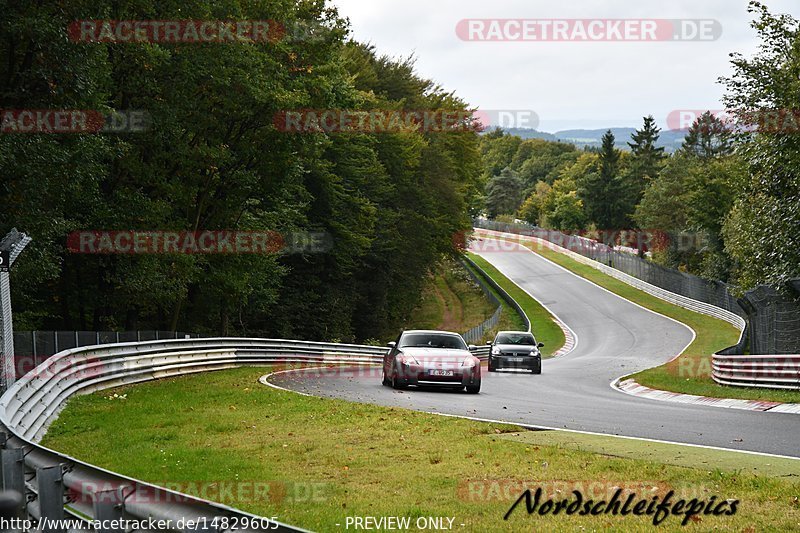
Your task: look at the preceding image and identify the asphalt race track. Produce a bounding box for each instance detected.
[269,238,800,458]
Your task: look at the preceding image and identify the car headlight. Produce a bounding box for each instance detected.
[462,357,477,368]
[491,347,500,355]
[399,355,418,366]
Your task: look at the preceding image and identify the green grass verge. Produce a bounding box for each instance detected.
[485,233,800,403]
[499,431,800,479]
[42,368,800,532]
[465,252,565,358]
[410,259,516,343]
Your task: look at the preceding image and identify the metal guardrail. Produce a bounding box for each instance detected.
[462,306,502,344]
[12,330,202,380]
[0,337,490,532]
[458,259,504,343]
[712,354,800,390]
[461,255,531,333]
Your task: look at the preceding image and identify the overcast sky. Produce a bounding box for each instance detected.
[330,0,798,132]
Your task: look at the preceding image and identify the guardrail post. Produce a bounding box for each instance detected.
[36,465,65,532]
[0,229,32,393]
[92,489,125,533]
[1,448,26,518]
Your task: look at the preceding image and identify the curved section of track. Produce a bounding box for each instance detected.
[268,239,800,457]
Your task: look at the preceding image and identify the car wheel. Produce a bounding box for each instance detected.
[391,366,407,389]
[465,380,481,394]
[382,369,391,386]
[488,358,496,372]
[532,361,542,375]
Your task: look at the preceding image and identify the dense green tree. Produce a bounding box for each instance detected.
[627,116,665,181]
[545,189,586,231]
[578,130,629,231]
[680,111,733,159]
[621,116,667,229]
[720,1,800,291]
[480,133,522,176]
[517,181,550,225]
[0,0,483,341]
[634,152,744,280]
[485,169,524,218]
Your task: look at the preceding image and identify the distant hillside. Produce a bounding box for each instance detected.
[555,128,687,152]
[486,127,687,153]
[499,128,560,141]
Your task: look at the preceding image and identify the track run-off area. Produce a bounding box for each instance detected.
[268,237,800,458]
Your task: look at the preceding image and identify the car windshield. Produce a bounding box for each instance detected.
[399,333,468,350]
[496,333,536,345]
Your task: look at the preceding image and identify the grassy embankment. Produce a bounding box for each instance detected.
[409,259,520,342]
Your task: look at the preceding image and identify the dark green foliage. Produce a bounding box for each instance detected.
[627,115,665,181]
[720,1,800,291]
[485,169,523,218]
[0,1,482,341]
[578,130,629,230]
[680,112,733,159]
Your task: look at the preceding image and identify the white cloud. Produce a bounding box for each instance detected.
[330,0,798,131]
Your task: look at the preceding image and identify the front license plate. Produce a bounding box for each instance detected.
[506,357,524,362]
[430,369,454,377]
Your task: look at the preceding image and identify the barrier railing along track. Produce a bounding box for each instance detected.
[0,337,491,533]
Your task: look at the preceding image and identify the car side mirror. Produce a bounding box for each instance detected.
[485,340,493,345]
[387,341,396,348]
[537,342,544,348]
[468,344,477,351]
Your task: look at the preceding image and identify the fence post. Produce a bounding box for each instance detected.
[0,229,32,393]
[37,465,65,533]
[1,448,26,518]
[92,489,125,533]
